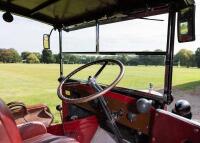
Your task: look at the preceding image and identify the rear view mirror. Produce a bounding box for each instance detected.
[177,5,195,42]
[43,34,50,49]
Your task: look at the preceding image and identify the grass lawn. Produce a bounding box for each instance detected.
[0,64,200,122]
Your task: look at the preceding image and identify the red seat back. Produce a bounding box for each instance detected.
[0,98,22,143]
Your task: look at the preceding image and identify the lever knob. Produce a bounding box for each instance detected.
[56,105,62,111]
[136,98,152,113]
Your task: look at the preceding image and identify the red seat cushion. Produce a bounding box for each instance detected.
[17,121,47,140]
[23,133,78,143]
[18,121,79,143]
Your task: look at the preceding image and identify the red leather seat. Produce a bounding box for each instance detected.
[23,133,78,143]
[0,99,78,143]
[17,121,47,140]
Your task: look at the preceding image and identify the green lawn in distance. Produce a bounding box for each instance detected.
[0,64,199,122]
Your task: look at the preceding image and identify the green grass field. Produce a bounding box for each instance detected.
[0,64,200,122]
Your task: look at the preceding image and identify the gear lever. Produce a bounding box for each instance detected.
[56,105,66,135]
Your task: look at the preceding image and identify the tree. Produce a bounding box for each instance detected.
[68,55,78,64]
[21,52,41,63]
[21,51,31,60]
[138,55,151,66]
[190,54,196,67]
[119,54,129,65]
[26,53,40,63]
[127,56,139,66]
[151,49,165,66]
[174,49,193,67]
[33,52,41,62]
[0,49,3,62]
[195,48,200,68]
[0,48,21,63]
[53,54,59,63]
[42,49,53,64]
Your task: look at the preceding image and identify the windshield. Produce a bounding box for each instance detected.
[62,14,168,91]
[62,52,165,93]
[62,14,168,53]
[99,15,168,52]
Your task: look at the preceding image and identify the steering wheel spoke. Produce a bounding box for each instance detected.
[93,61,108,79]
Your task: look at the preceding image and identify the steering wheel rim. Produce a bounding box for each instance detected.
[57,59,124,104]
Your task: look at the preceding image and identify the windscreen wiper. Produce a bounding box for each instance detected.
[139,17,164,21]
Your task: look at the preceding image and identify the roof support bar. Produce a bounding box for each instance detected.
[164,4,176,104]
[58,29,63,76]
[96,20,99,53]
[30,0,59,15]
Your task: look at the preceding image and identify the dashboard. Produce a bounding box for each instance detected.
[62,82,160,135]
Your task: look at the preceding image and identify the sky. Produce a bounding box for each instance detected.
[0,2,200,54]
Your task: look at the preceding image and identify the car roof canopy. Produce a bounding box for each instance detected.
[0,0,194,29]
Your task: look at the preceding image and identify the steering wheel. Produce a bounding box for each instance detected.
[57,59,124,104]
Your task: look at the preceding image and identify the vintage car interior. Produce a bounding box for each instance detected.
[0,0,200,143]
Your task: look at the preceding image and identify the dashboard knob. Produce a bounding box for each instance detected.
[136,98,152,113]
[127,112,136,122]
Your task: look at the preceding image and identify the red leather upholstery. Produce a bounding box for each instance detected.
[18,122,78,143]
[17,121,47,140]
[23,133,78,143]
[0,121,12,143]
[0,99,79,143]
[0,99,22,143]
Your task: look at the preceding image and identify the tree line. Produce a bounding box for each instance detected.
[0,48,200,68]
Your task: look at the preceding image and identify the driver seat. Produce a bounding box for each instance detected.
[0,98,78,143]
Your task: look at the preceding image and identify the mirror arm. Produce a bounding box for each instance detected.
[43,27,56,49]
[49,28,54,36]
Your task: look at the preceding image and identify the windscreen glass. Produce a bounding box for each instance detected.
[63,54,165,92]
[62,14,168,53]
[99,14,168,52]
[62,27,96,52]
